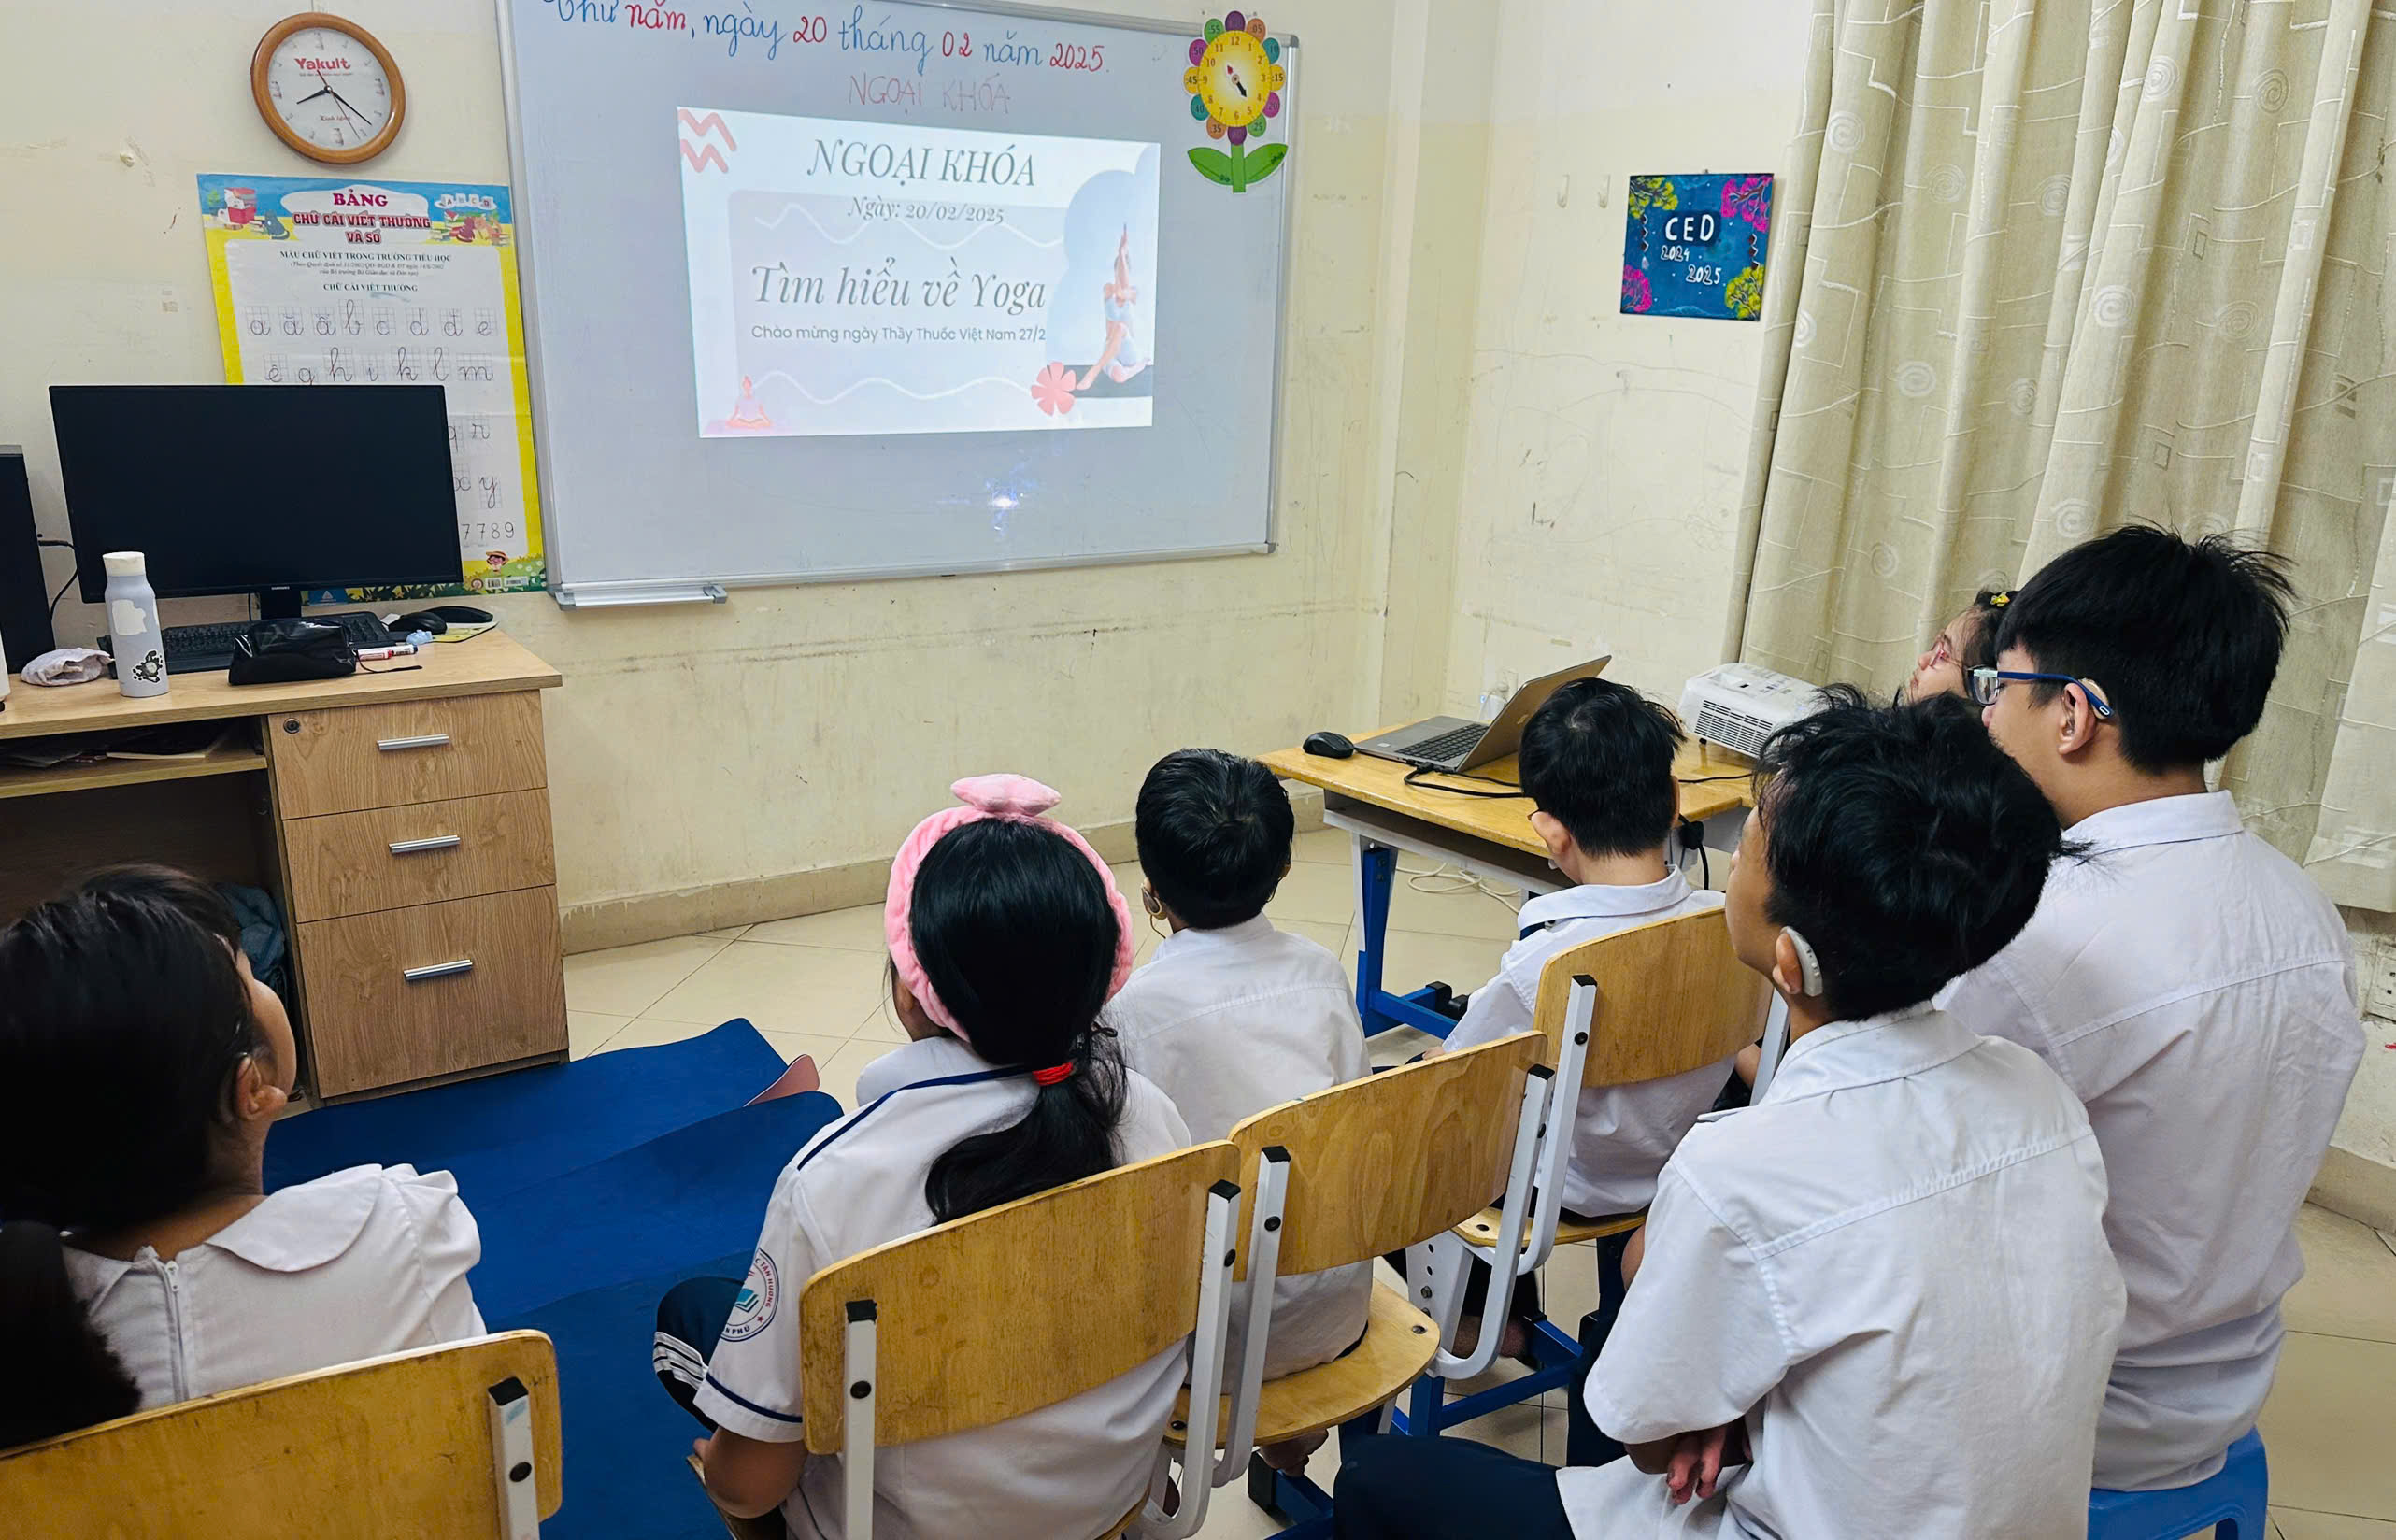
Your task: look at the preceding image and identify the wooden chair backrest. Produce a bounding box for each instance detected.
[1224,1034,1543,1278]
[798,1140,1239,1454]
[0,1331,562,1537]
[1533,906,1771,1089]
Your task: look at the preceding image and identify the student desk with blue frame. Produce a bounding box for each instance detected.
[1260,735,1757,1039]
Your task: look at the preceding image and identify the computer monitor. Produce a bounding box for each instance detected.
[51,385,461,619]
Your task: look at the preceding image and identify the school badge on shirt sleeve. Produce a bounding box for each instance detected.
[720,1248,780,1342]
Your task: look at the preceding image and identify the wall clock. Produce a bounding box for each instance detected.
[251,12,406,164]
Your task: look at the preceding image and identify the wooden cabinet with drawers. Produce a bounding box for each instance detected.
[0,635,568,1102]
[268,687,566,1097]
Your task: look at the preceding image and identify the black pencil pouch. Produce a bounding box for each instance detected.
[227,619,358,686]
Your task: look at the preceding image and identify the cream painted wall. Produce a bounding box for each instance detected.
[0,0,1449,945]
[1438,0,1812,710]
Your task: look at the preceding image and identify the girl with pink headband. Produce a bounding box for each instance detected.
[670,775,1194,1538]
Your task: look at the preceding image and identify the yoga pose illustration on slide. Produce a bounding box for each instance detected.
[1079,227,1149,390]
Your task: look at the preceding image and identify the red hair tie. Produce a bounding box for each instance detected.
[1032,1062,1076,1087]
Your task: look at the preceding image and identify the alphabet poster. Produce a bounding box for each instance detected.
[197,174,547,595]
[1620,173,1774,322]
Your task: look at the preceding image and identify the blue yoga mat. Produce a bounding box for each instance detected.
[265,1020,788,1200]
[500,1249,753,1540]
[251,1022,847,1538]
[471,1091,843,1319]
[486,1093,845,1537]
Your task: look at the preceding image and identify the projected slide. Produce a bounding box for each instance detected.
[678,108,1160,438]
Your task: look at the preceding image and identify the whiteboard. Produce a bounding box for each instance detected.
[496,0,1297,603]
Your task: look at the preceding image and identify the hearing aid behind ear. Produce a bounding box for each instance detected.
[1781,927,1825,998]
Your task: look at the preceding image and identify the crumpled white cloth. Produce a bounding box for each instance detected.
[21,648,111,685]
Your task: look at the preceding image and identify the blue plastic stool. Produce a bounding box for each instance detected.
[2087,1429,2269,1539]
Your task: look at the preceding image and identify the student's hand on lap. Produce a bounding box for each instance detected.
[1662,1421,1748,1505]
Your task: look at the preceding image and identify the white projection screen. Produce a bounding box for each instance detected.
[497,0,1297,603]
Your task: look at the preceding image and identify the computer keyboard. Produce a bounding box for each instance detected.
[156,611,396,674]
[1404,722,1489,767]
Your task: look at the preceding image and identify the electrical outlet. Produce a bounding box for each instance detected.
[2371,956,2396,1024]
[2367,941,2396,1024]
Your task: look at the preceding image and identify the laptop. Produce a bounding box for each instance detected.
[1354,657,1613,774]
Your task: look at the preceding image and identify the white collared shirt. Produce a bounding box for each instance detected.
[1444,871,1734,1214]
[1107,915,1373,1377]
[695,1035,1194,1540]
[1944,791,2361,1489]
[64,1163,486,1411]
[1561,1007,2124,1540]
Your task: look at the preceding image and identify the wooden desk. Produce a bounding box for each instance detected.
[1261,733,1757,1037]
[1260,736,1755,858]
[0,634,567,1101]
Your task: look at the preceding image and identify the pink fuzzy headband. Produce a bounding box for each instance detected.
[884,775,1136,1048]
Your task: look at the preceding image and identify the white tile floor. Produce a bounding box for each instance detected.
[565,826,2396,1537]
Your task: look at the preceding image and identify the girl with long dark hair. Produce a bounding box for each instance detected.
[657,777,1191,1538]
[0,867,484,1453]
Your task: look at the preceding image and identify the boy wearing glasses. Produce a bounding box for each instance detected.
[1951,524,2361,1492]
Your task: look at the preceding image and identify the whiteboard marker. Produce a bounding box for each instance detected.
[357,643,419,662]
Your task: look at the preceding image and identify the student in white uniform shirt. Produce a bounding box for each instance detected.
[1108,749,1372,1469]
[1333,692,2126,1540]
[1947,526,2363,1491]
[1435,678,1736,1357]
[658,776,1194,1539]
[0,867,484,1452]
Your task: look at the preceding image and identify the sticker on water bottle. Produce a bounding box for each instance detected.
[111,600,150,637]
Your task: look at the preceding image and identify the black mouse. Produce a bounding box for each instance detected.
[432,605,493,624]
[1304,731,1356,759]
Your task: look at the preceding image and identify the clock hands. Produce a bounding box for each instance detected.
[1223,63,1249,99]
[311,68,378,131]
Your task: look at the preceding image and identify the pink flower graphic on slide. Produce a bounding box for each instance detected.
[1622,265,1653,314]
[1721,174,1773,234]
[1032,362,1078,416]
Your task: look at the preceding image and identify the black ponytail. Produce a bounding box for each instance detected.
[910,819,1132,1223]
[0,1223,138,1450]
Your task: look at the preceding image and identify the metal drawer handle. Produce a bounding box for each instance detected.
[377,734,452,752]
[402,958,475,983]
[389,834,463,856]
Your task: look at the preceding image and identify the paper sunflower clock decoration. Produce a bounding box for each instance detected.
[1185,11,1287,192]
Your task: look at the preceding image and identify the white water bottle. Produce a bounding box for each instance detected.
[104,551,170,698]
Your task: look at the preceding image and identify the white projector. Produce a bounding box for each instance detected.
[1679,663,1825,758]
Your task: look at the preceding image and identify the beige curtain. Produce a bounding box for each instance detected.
[1724,0,2396,892]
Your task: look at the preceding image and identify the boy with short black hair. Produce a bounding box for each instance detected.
[1444,678,1730,1216]
[1433,677,1731,1359]
[1333,692,2126,1539]
[1953,525,2361,1490]
[1108,748,1370,1385]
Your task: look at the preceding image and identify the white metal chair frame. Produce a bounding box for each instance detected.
[1200,1062,1556,1483]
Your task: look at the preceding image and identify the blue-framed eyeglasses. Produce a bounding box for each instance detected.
[1967,667,2116,719]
